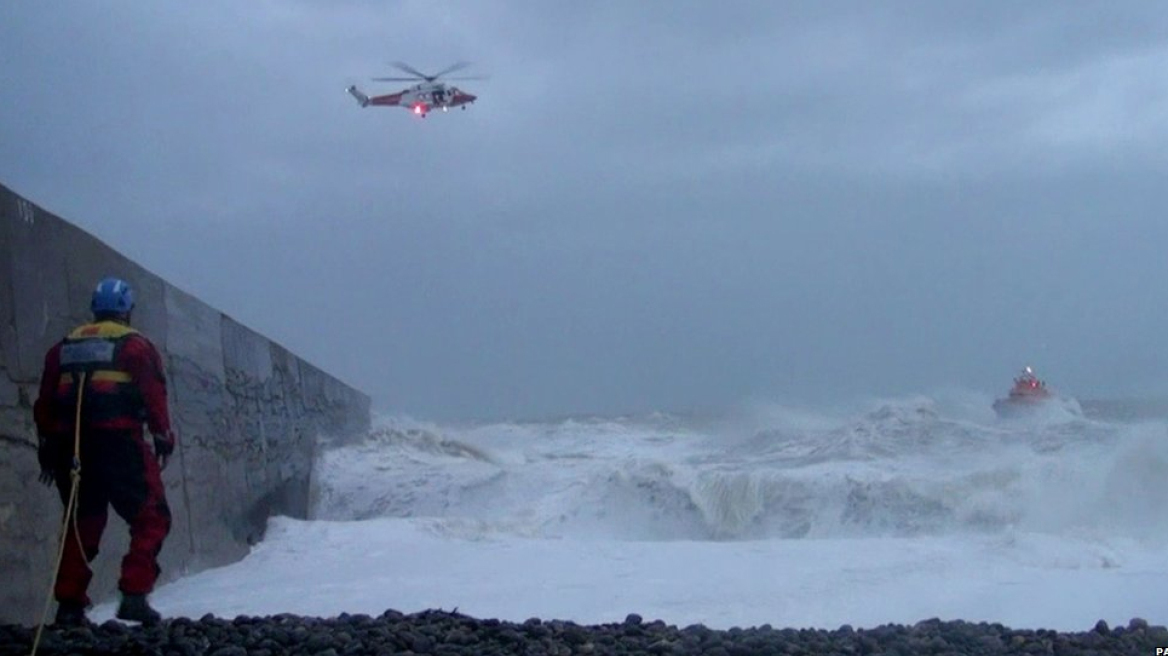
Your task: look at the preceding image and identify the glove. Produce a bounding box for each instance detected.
[37,435,58,487]
[152,430,176,470]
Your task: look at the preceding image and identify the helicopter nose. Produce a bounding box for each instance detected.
[454,91,476,104]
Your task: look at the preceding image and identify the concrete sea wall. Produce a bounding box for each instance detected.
[0,182,371,626]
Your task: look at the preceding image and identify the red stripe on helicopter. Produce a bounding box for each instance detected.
[369,92,405,107]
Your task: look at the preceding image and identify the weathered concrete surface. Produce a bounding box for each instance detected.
[0,182,371,626]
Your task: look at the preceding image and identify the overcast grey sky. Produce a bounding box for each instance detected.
[3,2,1168,420]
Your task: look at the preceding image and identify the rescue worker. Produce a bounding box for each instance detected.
[34,276,175,626]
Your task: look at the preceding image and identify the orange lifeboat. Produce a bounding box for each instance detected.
[993,366,1052,416]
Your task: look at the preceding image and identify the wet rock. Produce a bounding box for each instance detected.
[3,611,1168,656]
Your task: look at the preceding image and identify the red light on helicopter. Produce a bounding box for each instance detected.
[413,104,425,115]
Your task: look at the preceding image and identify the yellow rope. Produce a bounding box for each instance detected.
[29,372,86,656]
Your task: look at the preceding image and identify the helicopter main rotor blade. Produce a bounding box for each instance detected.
[431,61,471,79]
[372,76,423,82]
[391,61,430,80]
[441,75,488,81]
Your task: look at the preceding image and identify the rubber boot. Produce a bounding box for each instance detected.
[54,601,88,627]
[116,594,161,625]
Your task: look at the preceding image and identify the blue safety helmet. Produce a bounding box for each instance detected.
[91,277,135,314]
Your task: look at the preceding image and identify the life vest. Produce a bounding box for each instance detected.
[55,321,145,429]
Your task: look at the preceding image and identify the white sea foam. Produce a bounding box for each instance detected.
[93,394,1168,630]
[310,396,1167,544]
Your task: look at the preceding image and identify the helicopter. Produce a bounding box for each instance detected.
[347,61,481,117]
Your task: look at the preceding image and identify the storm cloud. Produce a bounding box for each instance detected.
[3,1,1167,419]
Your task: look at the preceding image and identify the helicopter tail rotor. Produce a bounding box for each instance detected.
[346,85,370,107]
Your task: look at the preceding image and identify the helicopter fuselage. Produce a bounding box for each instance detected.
[347,80,477,117]
[401,82,476,114]
[347,61,481,117]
